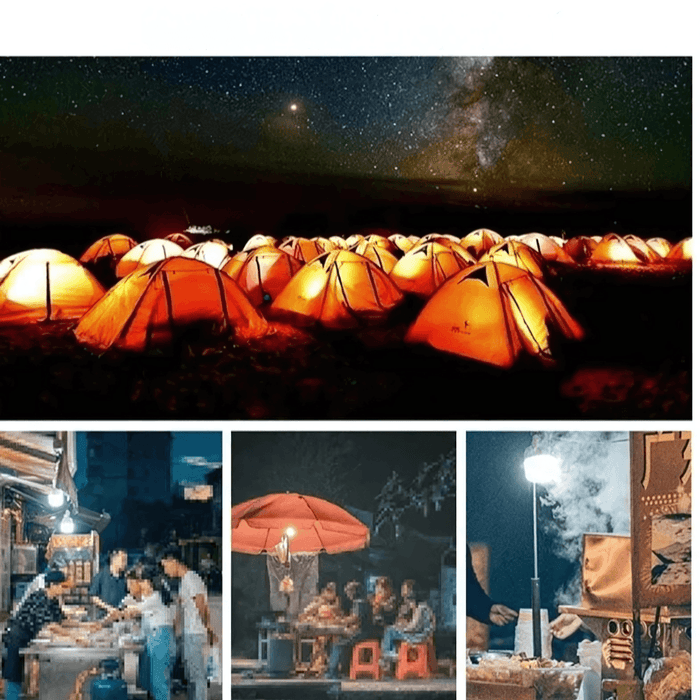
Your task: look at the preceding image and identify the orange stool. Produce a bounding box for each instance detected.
[350,640,382,680]
[395,640,438,680]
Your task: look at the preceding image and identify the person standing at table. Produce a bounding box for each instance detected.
[467,545,517,626]
[2,571,68,700]
[122,567,176,700]
[159,548,216,700]
[89,548,129,616]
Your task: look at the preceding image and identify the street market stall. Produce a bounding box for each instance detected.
[22,618,144,700]
[466,431,692,700]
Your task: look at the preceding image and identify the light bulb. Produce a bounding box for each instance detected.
[48,489,65,508]
[524,454,562,484]
[59,511,75,534]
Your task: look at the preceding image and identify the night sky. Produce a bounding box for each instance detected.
[0,56,690,193]
[74,431,222,490]
[231,431,455,537]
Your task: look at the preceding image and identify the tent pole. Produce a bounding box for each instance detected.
[45,262,52,321]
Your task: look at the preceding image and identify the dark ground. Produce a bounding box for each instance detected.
[0,171,691,420]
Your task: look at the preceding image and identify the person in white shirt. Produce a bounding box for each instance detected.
[121,567,176,700]
[159,549,216,700]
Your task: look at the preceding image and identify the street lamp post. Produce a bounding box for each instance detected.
[524,453,561,658]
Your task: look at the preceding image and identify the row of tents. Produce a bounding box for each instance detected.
[0,228,690,369]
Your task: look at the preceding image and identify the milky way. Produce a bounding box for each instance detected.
[0,56,690,191]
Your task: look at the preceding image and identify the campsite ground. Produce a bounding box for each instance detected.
[0,172,691,420]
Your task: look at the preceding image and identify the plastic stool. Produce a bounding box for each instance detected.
[396,640,438,680]
[349,640,382,680]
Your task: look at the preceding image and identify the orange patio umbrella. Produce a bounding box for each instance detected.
[231,492,370,555]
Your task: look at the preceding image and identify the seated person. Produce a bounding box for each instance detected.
[325,581,374,679]
[381,580,435,663]
[369,576,397,627]
[298,582,343,624]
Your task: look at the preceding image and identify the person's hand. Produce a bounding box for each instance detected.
[551,613,583,639]
[489,604,518,626]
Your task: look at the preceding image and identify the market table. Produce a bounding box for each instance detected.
[21,623,145,700]
[291,621,356,674]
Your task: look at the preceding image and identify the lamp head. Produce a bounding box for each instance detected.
[48,489,65,508]
[524,454,561,484]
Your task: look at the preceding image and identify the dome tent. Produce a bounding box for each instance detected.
[481,240,545,278]
[589,233,644,264]
[646,237,672,258]
[406,261,584,369]
[563,236,599,262]
[269,249,404,329]
[460,228,504,257]
[164,232,194,248]
[116,239,184,278]
[389,241,475,297]
[351,240,399,273]
[0,249,105,325]
[74,257,268,352]
[242,233,277,252]
[226,245,303,306]
[278,237,326,263]
[181,239,232,269]
[79,234,137,266]
[666,237,692,262]
[519,233,575,264]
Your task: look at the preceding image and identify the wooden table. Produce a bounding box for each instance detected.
[291,622,355,674]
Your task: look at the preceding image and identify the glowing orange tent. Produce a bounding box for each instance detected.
[360,233,401,255]
[667,237,692,262]
[563,236,599,262]
[622,236,663,264]
[328,236,350,250]
[116,239,184,278]
[388,234,418,254]
[243,233,277,252]
[460,229,504,257]
[589,234,646,264]
[269,249,404,329]
[278,237,326,263]
[231,492,370,555]
[0,249,106,325]
[311,237,336,253]
[79,234,137,266]
[519,233,575,264]
[163,232,194,248]
[389,241,475,297]
[406,261,585,368]
[74,257,268,352]
[481,240,545,278]
[646,237,672,258]
[351,240,399,273]
[181,239,232,269]
[226,245,303,306]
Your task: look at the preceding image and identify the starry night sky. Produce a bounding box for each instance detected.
[0,56,690,193]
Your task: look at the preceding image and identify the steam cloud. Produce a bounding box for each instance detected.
[525,431,630,605]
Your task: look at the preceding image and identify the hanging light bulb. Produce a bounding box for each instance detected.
[48,489,65,508]
[59,510,75,534]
